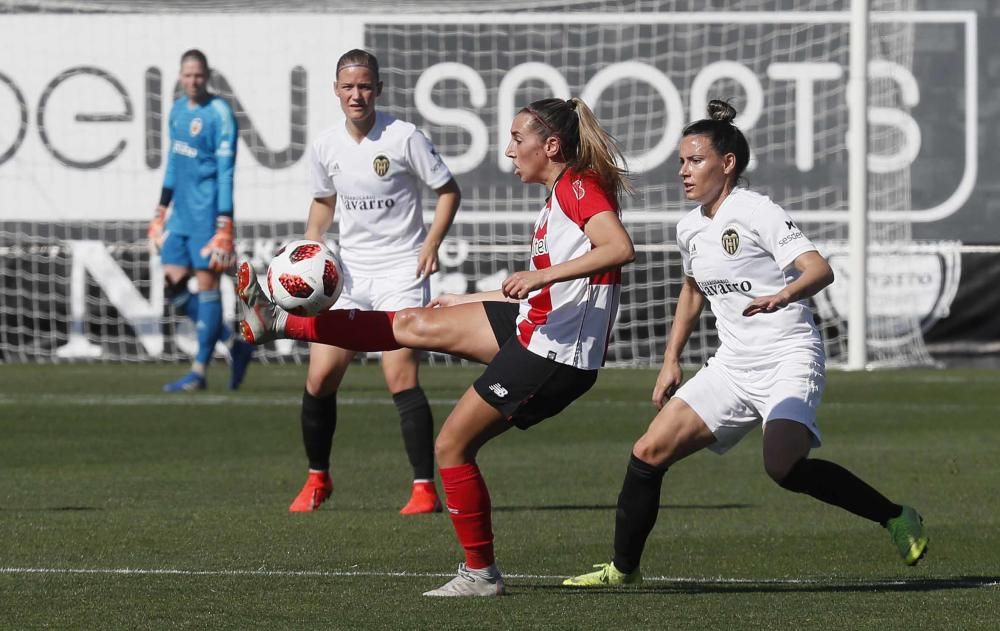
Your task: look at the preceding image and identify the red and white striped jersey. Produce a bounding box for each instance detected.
[516,168,621,370]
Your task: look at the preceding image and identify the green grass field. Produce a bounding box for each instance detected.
[1,363,997,629]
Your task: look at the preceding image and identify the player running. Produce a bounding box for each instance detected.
[236,96,635,596]
[563,100,928,589]
[286,49,461,515]
[148,49,254,392]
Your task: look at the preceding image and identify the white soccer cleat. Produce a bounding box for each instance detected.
[422,563,505,597]
[235,259,283,345]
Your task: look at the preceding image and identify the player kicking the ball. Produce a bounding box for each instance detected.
[237,96,635,596]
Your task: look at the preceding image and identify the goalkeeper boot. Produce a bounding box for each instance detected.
[288,470,334,512]
[886,505,929,566]
[227,339,255,390]
[399,481,443,515]
[162,371,206,393]
[236,259,282,345]
[563,562,642,587]
[423,563,505,597]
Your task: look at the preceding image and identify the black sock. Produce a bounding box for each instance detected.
[779,458,903,526]
[393,386,435,481]
[612,454,668,574]
[301,389,337,471]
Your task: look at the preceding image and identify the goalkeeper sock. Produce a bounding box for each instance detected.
[440,463,494,570]
[393,386,435,481]
[301,389,337,471]
[284,310,402,351]
[194,289,223,367]
[779,458,902,526]
[613,454,667,575]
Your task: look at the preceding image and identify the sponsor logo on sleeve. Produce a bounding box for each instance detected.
[572,178,586,200]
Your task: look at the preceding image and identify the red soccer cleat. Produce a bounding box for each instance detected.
[399,480,443,515]
[288,471,333,512]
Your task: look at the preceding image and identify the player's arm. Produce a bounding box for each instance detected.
[430,289,517,308]
[742,251,833,317]
[304,195,336,241]
[654,276,705,409]
[202,103,238,272]
[417,178,461,278]
[500,210,634,300]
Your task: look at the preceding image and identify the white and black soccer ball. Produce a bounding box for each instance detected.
[266,239,343,316]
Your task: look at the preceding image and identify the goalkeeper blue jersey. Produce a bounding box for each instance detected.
[162,95,237,236]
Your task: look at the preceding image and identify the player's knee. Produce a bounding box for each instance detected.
[433,432,461,464]
[631,435,673,468]
[769,457,806,490]
[391,307,428,346]
[305,377,338,398]
[164,275,192,315]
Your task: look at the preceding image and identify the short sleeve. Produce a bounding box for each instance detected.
[553,172,616,228]
[752,199,817,269]
[677,231,694,277]
[404,130,453,190]
[308,141,336,198]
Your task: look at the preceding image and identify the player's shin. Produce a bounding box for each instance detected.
[440,463,495,569]
[283,310,403,351]
[612,454,668,575]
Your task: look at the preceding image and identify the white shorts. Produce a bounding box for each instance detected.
[334,257,430,311]
[674,353,825,455]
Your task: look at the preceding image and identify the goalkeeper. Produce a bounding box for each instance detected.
[148,49,254,392]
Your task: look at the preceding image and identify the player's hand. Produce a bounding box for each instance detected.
[429,293,463,308]
[147,205,169,252]
[416,241,440,278]
[652,359,682,410]
[742,292,789,317]
[501,270,547,300]
[200,216,236,273]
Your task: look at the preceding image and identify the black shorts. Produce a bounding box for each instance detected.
[482,300,520,346]
[473,334,599,430]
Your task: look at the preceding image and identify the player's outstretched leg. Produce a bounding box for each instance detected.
[423,563,505,597]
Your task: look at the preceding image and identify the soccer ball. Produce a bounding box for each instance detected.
[266,239,343,316]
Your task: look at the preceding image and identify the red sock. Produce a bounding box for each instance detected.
[284,310,401,351]
[440,463,495,569]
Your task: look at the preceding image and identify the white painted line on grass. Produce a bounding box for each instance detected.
[1,567,997,589]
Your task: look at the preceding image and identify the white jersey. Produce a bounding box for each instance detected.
[517,168,621,370]
[676,187,822,368]
[308,111,453,271]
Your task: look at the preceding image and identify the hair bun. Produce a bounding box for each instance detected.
[707,99,737,123]
[566,98,579,111]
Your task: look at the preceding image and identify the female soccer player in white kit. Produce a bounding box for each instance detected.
[564,100,928,588]
[287,49,461,515]
[236,96,635,596]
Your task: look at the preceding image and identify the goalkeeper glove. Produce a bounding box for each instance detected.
[201,215,236,272]
[147,206,169,252]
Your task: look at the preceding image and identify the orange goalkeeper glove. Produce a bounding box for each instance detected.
[200,216,236,272]
[147,206,169,252]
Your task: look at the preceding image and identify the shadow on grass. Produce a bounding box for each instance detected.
[519,576,1000,595]
[0,506,101,512]
[493,503,753,512]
